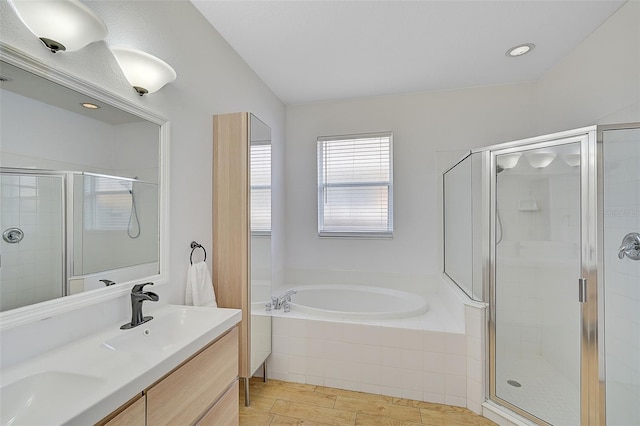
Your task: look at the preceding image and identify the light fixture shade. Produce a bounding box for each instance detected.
[9,0,107,52]
[497,153,522,170]
[526,152,556,169]
[112,48,177,95]
[562,153,581,167]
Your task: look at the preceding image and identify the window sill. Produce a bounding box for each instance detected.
[318,231,393,239]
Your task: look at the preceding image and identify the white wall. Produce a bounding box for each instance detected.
[283,0,639,291]
[536,0,640,132]
[0,0,286,307]
[1,90,116,173]
[284,82,538,289]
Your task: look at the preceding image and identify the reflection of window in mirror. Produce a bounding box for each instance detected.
[84,177,131,231]
[250,142,271,234]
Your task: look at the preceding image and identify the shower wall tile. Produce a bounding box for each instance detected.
[466,305,486,415]
[1,175,63,311]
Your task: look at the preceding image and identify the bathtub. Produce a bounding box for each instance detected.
[267,279,480,408]
[286,284,429,319]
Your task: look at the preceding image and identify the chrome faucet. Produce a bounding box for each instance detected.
[271,289,297,310]
[120,282,159,329]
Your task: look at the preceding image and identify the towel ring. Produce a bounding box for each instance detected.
[190,241,207,265]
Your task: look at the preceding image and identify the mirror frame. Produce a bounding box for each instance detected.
[0,43,170,330]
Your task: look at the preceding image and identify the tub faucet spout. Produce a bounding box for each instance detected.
[272,289,297,310]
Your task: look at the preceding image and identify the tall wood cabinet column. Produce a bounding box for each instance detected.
[212,112,251,399]
[213,112,272,406]
[213,112,250,374]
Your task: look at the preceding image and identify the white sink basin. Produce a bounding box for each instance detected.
[102,307,231,353]
[0,371,105,426]
[0,305,241,425]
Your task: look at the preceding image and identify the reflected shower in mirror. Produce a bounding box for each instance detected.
[0,59,161,312]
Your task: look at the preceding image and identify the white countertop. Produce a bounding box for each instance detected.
[0,305,241,426]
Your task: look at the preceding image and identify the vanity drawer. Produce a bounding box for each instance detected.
[146,327,238,425]
[197,380,239,426]
[99,394,145,426]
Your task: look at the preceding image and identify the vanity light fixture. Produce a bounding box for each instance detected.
[526,152,556,169]
[497,153,522,170]
[81,102,100,109]
[111,48,177,96]
[506,43,535,57]
[8,0,107,53]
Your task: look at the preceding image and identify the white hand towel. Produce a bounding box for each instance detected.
[186,261,217,307]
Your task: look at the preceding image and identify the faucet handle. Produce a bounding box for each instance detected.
[132,282,154,293]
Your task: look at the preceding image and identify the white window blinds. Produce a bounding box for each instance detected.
[317,132,393,236]
[251,142,271,234]
[83,175,131,231]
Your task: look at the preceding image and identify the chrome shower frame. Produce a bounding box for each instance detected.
[464,122,640,425]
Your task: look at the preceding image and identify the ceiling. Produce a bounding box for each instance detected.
[192,0,625,105]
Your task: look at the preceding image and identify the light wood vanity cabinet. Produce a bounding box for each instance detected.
[197,380,240,426]
[101,394,145,426]
[98,327,239,426]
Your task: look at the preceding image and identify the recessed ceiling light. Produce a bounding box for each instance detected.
[506,43,535,57]
[81,102,100,109]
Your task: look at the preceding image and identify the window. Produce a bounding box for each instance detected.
[317,132,393,237]
[83,175,131,231]
[251,142,271,234]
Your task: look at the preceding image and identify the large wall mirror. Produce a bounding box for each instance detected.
[0,47,168,323]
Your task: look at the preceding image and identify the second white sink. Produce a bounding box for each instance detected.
[0,371,105,426]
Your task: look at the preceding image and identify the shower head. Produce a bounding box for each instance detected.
[118,178,135,194]
[496,164,505,174]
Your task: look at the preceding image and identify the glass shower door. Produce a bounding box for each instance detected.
[603,127,640,426]
[0,172,65,311]
[492,140,583,425]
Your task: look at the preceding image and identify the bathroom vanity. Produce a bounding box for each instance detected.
[0,305,241,426]
[102,326,238,425]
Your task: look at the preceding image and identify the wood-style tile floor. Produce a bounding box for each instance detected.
[239,378,496,426]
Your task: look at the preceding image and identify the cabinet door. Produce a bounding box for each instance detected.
[213,112,250,378]
[146,328,239,425]
[101,394,145,426]
[197,381,239,426]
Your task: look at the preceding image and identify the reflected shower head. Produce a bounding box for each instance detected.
[118,177,138,194]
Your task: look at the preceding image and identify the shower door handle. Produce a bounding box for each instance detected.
[578,278,587,303]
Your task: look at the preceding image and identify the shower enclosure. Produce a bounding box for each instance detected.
[442,123,639,425]
[0,168,158,311]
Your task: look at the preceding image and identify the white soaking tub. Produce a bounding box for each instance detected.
[286,284,428,319]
